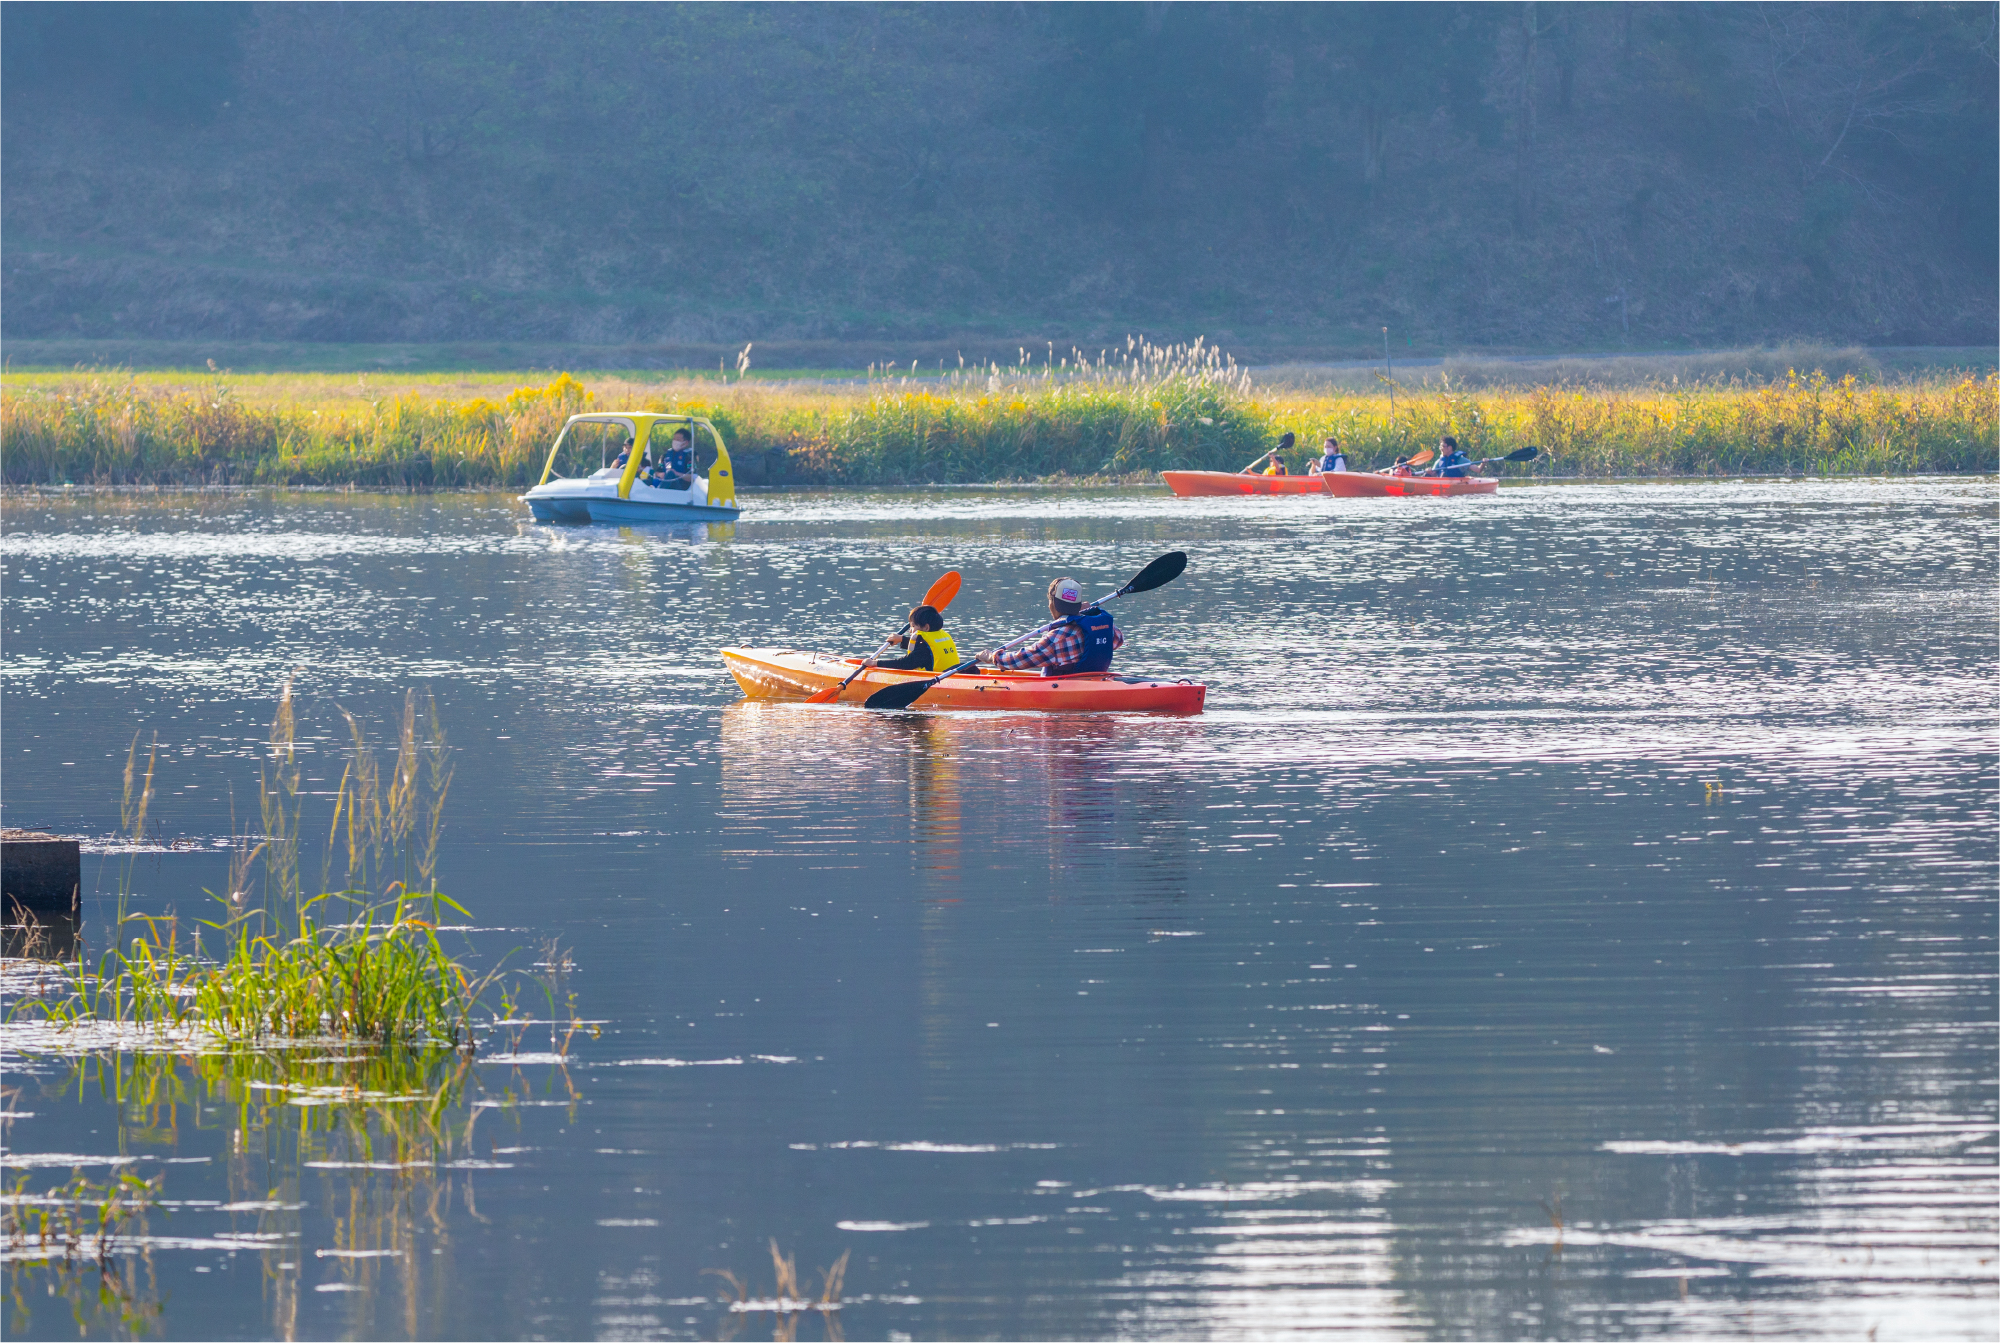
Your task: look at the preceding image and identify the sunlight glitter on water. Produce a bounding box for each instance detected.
[1,479,1993,1339]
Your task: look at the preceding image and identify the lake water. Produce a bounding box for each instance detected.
[2,480,1995,1340]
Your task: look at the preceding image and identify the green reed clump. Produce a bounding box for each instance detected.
[70,887,484,1045]
[7,682,532,1050]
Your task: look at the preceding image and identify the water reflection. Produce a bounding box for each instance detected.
[716,704,1196,903]
[4,1045,582,1340]
[1,482,1993,1339]
[1,910,78,962]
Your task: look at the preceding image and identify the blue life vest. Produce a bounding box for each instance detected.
[1049,607,1116,675]
[1437,450,1471,478]
[665,445,693,477]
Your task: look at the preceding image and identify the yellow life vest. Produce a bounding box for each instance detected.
[915,629,960,669]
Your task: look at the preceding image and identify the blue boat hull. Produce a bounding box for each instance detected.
[527,497,592,523]
[584,498,741,524]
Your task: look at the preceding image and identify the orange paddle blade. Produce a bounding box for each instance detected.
[923,570,963,612]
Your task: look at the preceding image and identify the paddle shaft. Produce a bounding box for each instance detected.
[1240,433,1295,473]
[1428,445,1539,476]
[1375,447,1435,475]
[810,568,963,703]
[850,625,913,680]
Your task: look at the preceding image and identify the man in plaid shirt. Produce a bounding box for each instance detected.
[978,576,1124,674]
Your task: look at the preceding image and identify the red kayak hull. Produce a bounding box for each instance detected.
[1321,472,1498,498]
[1162,470,1328,497]
[720,648,1207,714]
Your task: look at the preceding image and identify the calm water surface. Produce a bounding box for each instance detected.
[2,480,1995,1340]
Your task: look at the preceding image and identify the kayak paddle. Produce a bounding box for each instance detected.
[1423,445,1541,478]
[805,569,963,704]
[1377,446,1435,474]
[863,552,1189,712]
[1239,431,1295,473]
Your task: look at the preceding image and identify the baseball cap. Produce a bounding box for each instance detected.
[1052,577,1083,604]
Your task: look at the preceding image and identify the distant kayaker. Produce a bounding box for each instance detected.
[1428,437,1472,478]
[976,577,1123,676]
[1241,449,1288,475]
[1307,437,1350,474]
[869,604,960,672]
[1243,432,1295,475]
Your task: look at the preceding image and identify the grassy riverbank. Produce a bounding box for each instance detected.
[3,352,1992,486]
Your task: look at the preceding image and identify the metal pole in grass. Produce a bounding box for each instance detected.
[1382,326,1397,448]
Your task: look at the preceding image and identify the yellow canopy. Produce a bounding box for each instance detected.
[535,412,736,507]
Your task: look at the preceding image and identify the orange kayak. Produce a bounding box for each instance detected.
[1322,471,1497,498]
[720,647,1206,714]
[1162,470,1327,497]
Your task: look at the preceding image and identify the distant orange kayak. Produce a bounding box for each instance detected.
[720,647,1206,714]
[1321,472,1498,498]
[1161,470,1327,496]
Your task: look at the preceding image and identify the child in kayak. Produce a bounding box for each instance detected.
[869,604,960,672]
[977,577,1124,676]
[1243,432,1296,475]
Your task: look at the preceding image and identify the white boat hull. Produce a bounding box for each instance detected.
[524,472,742,524]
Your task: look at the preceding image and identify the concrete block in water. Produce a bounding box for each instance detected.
[1,828,81,918]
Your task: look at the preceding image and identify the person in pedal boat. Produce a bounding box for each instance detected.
[977,577,1123,676]
[1307,437,1350,474]
[868,604,960,672]
[645,427,696,490]
[1427,436,1472,478]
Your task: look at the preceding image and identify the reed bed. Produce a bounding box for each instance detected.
[6,683,569,1054]
[3,347,1991,486]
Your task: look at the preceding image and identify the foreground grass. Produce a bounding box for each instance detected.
[3,351,1992,486]
[6,685,569,1053]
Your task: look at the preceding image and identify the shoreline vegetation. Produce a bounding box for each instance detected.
[3,342,1993,488]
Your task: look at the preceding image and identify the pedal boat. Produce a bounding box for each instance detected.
[1161,469,1328,497]
[523,412,742,524]
[1321,470,1497,498]
[720,647,1207,714]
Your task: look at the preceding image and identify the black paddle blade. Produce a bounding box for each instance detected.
[1117,551,1188,597]
[863,678,934,711]
[1505,445,1541,462]
[1277,431,1295,451]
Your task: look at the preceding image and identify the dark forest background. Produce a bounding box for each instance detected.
[4,2,1995,354]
